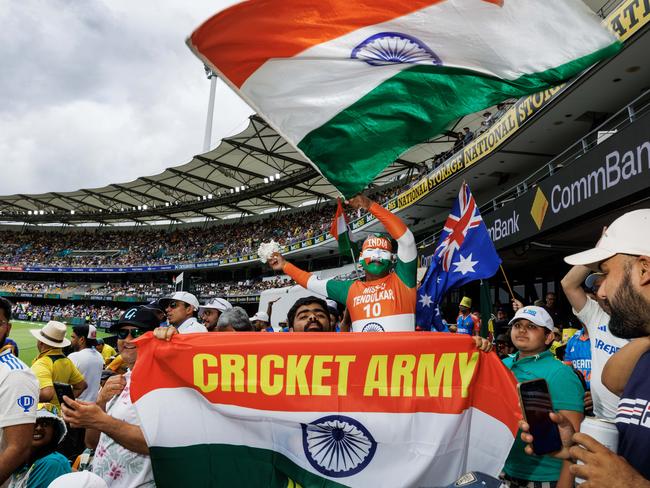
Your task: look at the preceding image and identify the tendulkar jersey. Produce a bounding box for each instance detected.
[0,349,39,449]
[284,203,417,332]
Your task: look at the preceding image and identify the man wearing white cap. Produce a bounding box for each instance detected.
[158,291,207,334]
[501,305,584,487]
[561,256,628,420]
[30,321,87,409]
[251,311,273,332]
[68,325,104,403]
[521,209,650,487]
[199,297,232,332]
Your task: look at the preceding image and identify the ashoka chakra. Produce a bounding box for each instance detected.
[362,322,385,332]
[351,32,442,66]
[301,415,377,478]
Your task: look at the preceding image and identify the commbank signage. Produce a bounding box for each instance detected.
[483,115,650,250]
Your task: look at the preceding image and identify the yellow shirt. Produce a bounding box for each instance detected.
[100,344,117,364]
[31,348,85,408]
[107,355,127,374]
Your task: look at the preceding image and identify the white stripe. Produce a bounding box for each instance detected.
[336,214,348,237]
[351,313,414,332]
[397,230,417,263]
[136,387,514,487]
[241,0,616,143]
[306,274,331,298]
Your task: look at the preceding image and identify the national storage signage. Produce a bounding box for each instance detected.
[483,114,650,249]
[395,86,564,211]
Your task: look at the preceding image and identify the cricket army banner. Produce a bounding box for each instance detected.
[132,333,520,488]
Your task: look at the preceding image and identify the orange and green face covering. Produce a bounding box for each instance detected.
[360,247,394,275]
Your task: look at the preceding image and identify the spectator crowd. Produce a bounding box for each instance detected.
[1,208,647,487]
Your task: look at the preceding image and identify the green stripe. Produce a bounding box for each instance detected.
[298,42,621,197]
[325,279,354,306]
[149,444,350,488]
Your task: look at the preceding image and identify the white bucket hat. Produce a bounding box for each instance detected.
[30,321,71,348]
[565,209,650,270]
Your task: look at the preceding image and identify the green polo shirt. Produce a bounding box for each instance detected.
[502,350,584,482]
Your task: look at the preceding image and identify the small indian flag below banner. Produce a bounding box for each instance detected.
[330,199,356,257]
[187,0,620,197]
[131,333,521,487]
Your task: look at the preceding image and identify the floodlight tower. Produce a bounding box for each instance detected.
[203,65,218,153]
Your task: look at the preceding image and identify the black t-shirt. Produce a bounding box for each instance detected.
[616,350,650,480]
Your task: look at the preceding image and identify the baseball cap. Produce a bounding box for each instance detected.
[250,311,270,323]
[111,306,160,332]
[444,472,505,488]
[158,291,200,312]
[199,297,233,314]
[585,272,604,290]
[72,324,98,346]
[142,299,165,313]
[508,305,554,331]
[564,209,650,269]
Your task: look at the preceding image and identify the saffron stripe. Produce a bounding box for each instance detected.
[188,0,444,87]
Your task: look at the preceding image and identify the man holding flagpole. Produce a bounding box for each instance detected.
[269,193,417,332]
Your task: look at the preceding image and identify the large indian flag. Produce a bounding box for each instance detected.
[187,0,620,197]
[131,333,521,487]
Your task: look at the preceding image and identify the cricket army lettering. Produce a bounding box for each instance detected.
[285,203,417,332]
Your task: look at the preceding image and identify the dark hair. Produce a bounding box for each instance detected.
[0,297,12,321]
[72,325,97,347]
[287,296,329,328]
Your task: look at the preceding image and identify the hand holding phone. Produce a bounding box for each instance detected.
[517,379,562,455]
[53,382,74,407]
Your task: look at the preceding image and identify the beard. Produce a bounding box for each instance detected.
[608,267,650,339]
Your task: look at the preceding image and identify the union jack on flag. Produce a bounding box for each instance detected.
[435,184,483,271]
[416,183,500,331]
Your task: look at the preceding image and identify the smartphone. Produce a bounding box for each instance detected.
[53,382,74,406]
[517,379,562,455]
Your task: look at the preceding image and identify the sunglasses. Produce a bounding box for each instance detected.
[117,328,147,339]
[166,301,186,309]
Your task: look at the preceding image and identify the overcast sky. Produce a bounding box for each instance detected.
[0,0,252,196]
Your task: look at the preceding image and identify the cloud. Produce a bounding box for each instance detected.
[0,0,253,195]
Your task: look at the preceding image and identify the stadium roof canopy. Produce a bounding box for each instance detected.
[0,114,460,226]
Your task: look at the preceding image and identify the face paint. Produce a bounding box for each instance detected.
[361,258,392,275]
[360,248,393,262]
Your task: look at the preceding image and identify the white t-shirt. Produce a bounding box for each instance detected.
[0,349,39,488]
[91,371,154,488]
[68,348,104,402]
[177,317,207,334]
[574,297,629,419]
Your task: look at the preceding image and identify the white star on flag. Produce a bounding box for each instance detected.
[452,253,479,275]
[419,294,433,308]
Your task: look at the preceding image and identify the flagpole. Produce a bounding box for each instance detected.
[346,243,361,280]
[500,264,515,300]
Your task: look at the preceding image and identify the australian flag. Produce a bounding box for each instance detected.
[416,183,501,331]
